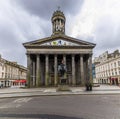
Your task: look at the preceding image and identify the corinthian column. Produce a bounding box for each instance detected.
[45,54,49,86]
[80,54,84,85]
[33,59,36,86]
[63,55,66,66]
[54,55,58,85]
[27,54,31,88]
[36,54,41,87]
[72,55,76,85]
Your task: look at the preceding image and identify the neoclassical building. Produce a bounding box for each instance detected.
[0,54,27,87]
[23,9,96,87]
[94,50,120,85]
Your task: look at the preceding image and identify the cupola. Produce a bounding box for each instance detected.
[51,7,66,35]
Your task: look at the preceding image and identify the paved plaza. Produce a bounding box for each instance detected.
[0,85,120,98]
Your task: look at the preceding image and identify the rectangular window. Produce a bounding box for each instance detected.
[112,72,114,76]
[114,62,116,67]
[118,61,120,66]
[2,65,4,70]
[2,72,4,78]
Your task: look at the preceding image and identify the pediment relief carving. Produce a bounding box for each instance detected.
[30,37,92,47]
[39,39,80,46]
[23,35,95,48]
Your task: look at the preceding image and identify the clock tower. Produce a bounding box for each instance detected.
[51,8,66,35]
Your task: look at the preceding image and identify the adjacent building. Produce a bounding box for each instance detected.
[94,50,120,85]
[23,9,96,88]
[0,54,27,87]
[0,55,5,80]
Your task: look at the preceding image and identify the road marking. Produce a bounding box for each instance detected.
[0,98,32,109]
[0,104,21,109]
[13,98,32,103]
[15,104,21,108]
[0,105,9,109]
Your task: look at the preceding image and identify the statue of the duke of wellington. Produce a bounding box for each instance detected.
[58,60,67,84]
[57,60,70,91]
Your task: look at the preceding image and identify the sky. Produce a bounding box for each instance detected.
[0,0,120,67]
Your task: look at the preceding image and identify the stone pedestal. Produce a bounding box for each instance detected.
[57,77,70,91]
[57,85,70,91]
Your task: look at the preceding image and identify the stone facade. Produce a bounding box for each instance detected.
[94,50,120,85]
[0,55,5,80]
[23,9,96,88]
[0,54,27,87]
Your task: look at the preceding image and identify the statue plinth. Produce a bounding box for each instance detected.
[60,76,67,85]
[57,77,70,91]
[57,62,70,91]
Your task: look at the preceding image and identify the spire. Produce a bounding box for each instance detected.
[51,8,66,36]
[58,6,60,11]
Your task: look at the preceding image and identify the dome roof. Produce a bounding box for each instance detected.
[52,10,65,19]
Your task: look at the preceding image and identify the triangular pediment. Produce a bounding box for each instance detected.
[38,39,81,46]
[23,35,96,48]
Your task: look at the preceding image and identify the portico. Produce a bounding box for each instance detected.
[26,51,93,87]
[23,9,95,88]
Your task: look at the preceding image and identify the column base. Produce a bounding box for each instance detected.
[57,85,71,91]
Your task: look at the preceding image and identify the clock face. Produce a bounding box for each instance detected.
[41,39,79,46]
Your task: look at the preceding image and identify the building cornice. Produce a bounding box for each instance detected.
[95,55,120,67]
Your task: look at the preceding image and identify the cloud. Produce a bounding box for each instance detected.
[15,0,84,36]
[0,0,46,66]
[16,0,84,20]
[0,0,84,66]
[71,0,120,57]
[0,0,120,66]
